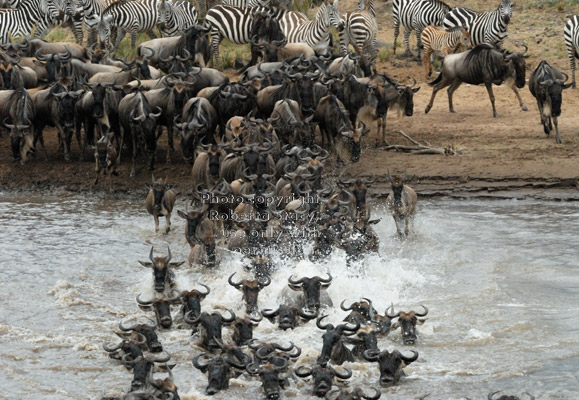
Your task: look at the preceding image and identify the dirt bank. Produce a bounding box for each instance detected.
[1,1,578,200]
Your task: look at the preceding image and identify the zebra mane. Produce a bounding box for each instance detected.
[430,0,452,11]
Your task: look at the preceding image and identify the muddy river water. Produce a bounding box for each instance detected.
[1,192,578,399]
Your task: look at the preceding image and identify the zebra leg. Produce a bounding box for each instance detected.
[403,29,412,57]
[210,31,224,71]
[415,29,422,64]
[338,24,349,56]
[568,48,577,88]
[146,30,157,40]
[423,48,431,78]
[130,31,137,49]
[510,82,528,111]
[447,80,462,113]
[392,21,400,55]
[483,82,498,118]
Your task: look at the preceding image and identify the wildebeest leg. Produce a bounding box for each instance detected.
[154,213,160,232]
[423,50,431,79]
[484,82,498,118]
[425,77,452,114]
[551,116,561,144]
[130,126,137,177]
[379,110,388,144]
[509,82,528,111]
[447,81,462,113]
[165,213,171,234]
[35,129,48,161]
[117,125,125,164]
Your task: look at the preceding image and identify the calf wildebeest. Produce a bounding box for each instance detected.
[338,173,375,216]
[528,60,572,144]
[286,273,333,311]
[424,43,528,117]
[193,353,249,395]
[138,246,184,293]
[362,349,419,387]
[262,304,318,330]
[386,170,417,238]
[316,314,360,365]
[136,293,182,329]
[325,387,382,400]
[177,204,217,268]
[295,363,352,397]
[93,132,118,192]
[387,304,428,345]
[185,309,236,350]
[191,144,224,188]
[145,176,177,233]
[228,272,271,315]
[420,25,471,79]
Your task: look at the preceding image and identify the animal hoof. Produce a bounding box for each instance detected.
[522,106,528,111]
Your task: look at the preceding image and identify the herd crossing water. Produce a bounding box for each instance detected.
[1,192,578,399]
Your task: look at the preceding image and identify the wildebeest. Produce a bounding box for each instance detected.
[528,60,572,144]
[316,314,360,365]
[136,293,182,329]
[178,284,210,323]
[138,246,184,293]
[386,170,417,238]
[246,361,289,400]
[286,273,333,311]
[1,88,35,164]
[386,304,428,345]
[325,387,382,400]
[231,315,262,346]
[177,204,217,268]
[362,349,419,387]
[93,132,118,192]
[177,97,218,163]
[228,272,271,315]
[295,363,352,397]
[145,176,177,233]
[193,353,249,395]
[191,144,224,188]
[262,304,318,330]
[424,43,528,117]
[185,309,236,350]
[488,392,535,400]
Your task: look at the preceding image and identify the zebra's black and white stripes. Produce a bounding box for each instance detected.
[564,15,579,88]
[220,0,270,8]
[98,0,160,50]
[77,0,116,47]
[443,0,512,48]
[157,0,198,37]
[338,0,377,59]
[0,0,62,44]
[392,0,452,57]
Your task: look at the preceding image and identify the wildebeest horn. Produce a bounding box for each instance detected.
[225,355,249,369]
[316,314,331,330]
[183,310,202,325]
[362,173,376,185]
[413,305,428,317]
[196,283,211,296]
[362,297,375,320]
[258,275,271,288]
[166,246,172,263]
[386,303,401,318]
[294,365,313,377]
[340,299,356,311]
[34,49,51,61]
[246,361,261,375]
[228,272,243,289]
[261,308,279,318]
[192,353,211,370]
[216,309,236,323]
[136,294,153,306]
[360,387,381,399]
[149,246,155,263]
[329,365,352,379]
[119,319,139,332]
[288,275,304,288]
[103,339,124,352]
[362,349,380,362]
[149,106,162,119]
[318,273,332,285]
[130,109,146,122]
[400,350,419,363]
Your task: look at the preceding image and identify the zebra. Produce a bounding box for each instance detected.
[205,5,289,70]
[61,0,85,44]
[157,0,198,37]
[564,15,579,89]
[220,0,270,7]
[0,0,63,44]
[98,0,160,50]
[443,0,512,48]
[278,0,340,55]
[392,0,452,59]
[337,0,377,60]
[420,25,470,78]
[77,0,117,48]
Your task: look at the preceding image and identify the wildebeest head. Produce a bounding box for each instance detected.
[138,246,184,293]
[488,391,535,400]
[177,204,210,246]
[232,315,262,346]
[341,121,370,163]
[53,88,82,128]
[262,305,318,330]
[363,349,419,387]
[316,314,360,365]
[325,387,382,400]
[387,170,407,209]
[89,83,122,119]
[193,353,248,395]
[295,363,352,397]
[387,305,428,345]
[246,361,289,400]
[339,174,376,215]
[0,59,17,89]
[94,132,115,171]
[228,272,271,315]
[185,309,236,350]
[150,366,180,400]
[288,273,332,311]
[534,62,572,118]
[131,105,162,163]
[180,284,210,321]
[504,43,528,89]
[136,292,181,329]
[147,176,170,213]
[117,319,163,353]
[6,119,33,163]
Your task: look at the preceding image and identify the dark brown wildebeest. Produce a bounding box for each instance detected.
[93,132,118,192]
[145,175,177,233]
[363,349,419,387]
[386,170,417,238]
[295,363,352,397]
[193,353,249,395]
[228,272,271,315]
[386,304,428,345]
[138,246,184,293]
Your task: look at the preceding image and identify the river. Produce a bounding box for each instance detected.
[1,192,578,399]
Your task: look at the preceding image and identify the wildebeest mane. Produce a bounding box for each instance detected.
[462,44,509,84]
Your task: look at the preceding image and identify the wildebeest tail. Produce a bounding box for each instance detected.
[428,69,443,86]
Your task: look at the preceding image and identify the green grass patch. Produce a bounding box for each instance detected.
[377,47,392,63]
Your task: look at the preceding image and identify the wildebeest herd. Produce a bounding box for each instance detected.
[1,0,575,397]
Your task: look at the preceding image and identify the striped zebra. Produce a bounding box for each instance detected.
[337,0,377,59]
[420,25,470,78]
[443,0,512,48]
[0,0,62,44]
[278,0,340,55]
[392,0,452,58]
[61,0,85,44]
[220,0,270,7]
[157,0,198,37]
[98,0,160,50]
[205,5,290,70]
[564,15,579,89]
[77,0,117,48]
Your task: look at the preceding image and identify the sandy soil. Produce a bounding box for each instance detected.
[1,0,578,200]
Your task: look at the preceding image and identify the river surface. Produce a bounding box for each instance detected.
[1,192,578,400]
